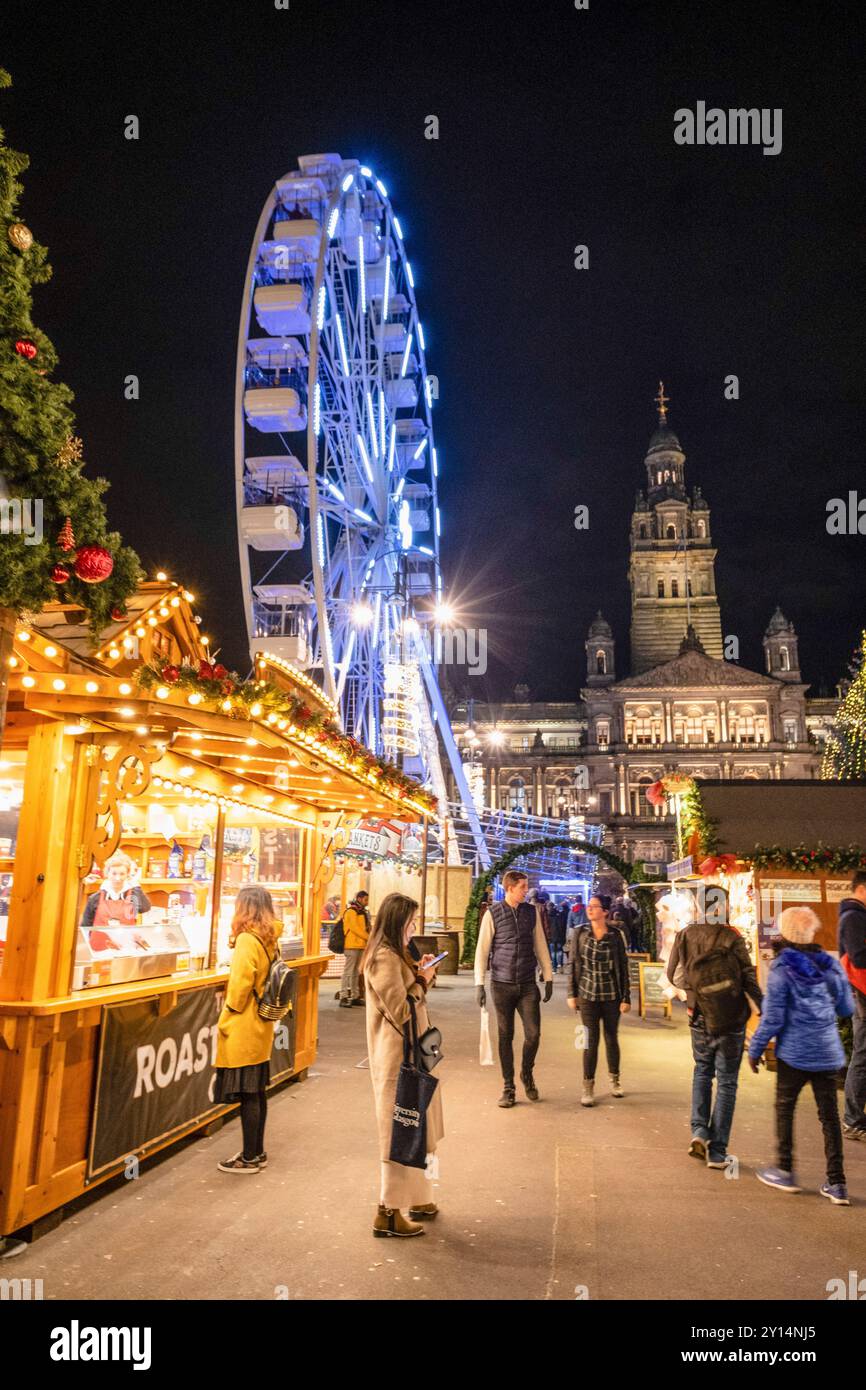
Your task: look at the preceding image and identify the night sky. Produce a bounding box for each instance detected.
[2,0,863,700]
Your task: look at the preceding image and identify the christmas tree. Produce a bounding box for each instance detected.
[822,632,866,780]
[0,69,140,709]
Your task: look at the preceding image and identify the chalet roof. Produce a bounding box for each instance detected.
[614,647,780,692]
[698,780,866,856]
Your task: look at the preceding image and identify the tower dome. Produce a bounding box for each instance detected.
[586,611,615,685]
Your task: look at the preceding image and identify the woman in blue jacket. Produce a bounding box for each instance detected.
[749,906,854,1205]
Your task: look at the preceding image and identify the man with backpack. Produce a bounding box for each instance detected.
[838,870,866,1140]
[334,890,371,1008]
[665,884,763,1168]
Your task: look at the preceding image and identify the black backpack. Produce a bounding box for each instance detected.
[253,949,294,1022]
[327,917,345,954]
[689,927,745,1035]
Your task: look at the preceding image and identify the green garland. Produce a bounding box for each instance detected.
[134,658,437,813]
[679,780,718,859]
[749,843,866,875]
[461,837,652,964]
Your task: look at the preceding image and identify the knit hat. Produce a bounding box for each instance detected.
[777,906,820,944]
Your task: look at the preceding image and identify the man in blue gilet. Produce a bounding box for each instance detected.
[474,869,554,1107]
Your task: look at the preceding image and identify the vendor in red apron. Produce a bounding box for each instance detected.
[80,852,152,951]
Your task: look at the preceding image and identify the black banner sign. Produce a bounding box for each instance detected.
[88,977,297,1179]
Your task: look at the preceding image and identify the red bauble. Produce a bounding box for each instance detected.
[221,680,235,696]
[15,338,37,360]
[73,545,114,584]
[212,663,229,680]
[161,665,180,683]
[50,563,70,584]
[57,516,75,552]
[198,661,214,680]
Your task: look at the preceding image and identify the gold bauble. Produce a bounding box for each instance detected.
[8,222,33,252]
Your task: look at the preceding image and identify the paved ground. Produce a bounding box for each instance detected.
[6,971,866,1300]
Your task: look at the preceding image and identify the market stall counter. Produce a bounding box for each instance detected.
[0,584,433,1239]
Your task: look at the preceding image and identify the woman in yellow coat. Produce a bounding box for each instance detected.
[214,885,278,1174]
[363,893,444,1237]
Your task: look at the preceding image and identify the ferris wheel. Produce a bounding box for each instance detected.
[234,152,488,864]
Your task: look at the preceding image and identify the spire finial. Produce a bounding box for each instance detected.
[655,379,670,424]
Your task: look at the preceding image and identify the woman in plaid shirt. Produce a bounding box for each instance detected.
[567,893,631,1107]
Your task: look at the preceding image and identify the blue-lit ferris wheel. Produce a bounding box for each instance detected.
[234,151,488,864]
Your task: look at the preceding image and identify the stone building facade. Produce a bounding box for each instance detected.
[447,392,837,867]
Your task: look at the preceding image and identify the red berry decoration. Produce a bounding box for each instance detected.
[161,665,180,683]
[212,663,229,680]
[198,661,215,681]
[73,544,113,584]
[57,516,75,552]
[15,338,37,360]
[50,563,70,584]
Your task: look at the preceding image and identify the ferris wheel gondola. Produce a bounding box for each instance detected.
[234,152,488,865]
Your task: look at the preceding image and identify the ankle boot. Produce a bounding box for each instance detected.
[408,1201,439,1220]
[581,1079,595,1107]
[373,1204,425,1238]
[610,1074,624,1098]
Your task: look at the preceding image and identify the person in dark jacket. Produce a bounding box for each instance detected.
[665,888,763,1169]
[838,870,866,1140]
[474,870,553,1107]
[567,893,631,1106]
[750,906,854,1205]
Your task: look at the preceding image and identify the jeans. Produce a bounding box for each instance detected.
[843,989,866,1130]
[550,941,565,971]
[340,948,363,1000]
[579,1000,621,1079]
[776,1057,845,1186]
[690,1021,745,1161]
[490,979,541,1086]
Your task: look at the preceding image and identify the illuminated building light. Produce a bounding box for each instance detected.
[341,172,354,191]
[7,657,17,668]
[170,596,180,607]
[418,545,434,557]
[412,438,428,461]
[382,255,391,320]
[400,333,413,378]
[250,702,263,718]
[375,179,388,197]
[399,499,412,549]
[314,381,321,435]
[85,681,99,694]
[156,571,168,581]
[436,507,441,537]
[108,647,120,660]
[44,645,58,658]
[335,314,350,375]
[432,446,438,477]
[379,388,386,456]
[118,706,134,717]
[327,206,340,239]
[387,423,397,473]
[316,513,326,567]
[358,237,367,311]
[316,285,326,331]
[365,393,378,456]
[21,675,35,688]
[118,682,133,695]
[417,321,425,351]
[326,480,344,501]
[17,631,30,641]
[159,607,170,618]
[360,165,372,177]
[187,693,203,706]
[424,376,434,409]
[406,261,415,289]
[179,766,194,776]
[156,686,169,699]
[394,478,405,499]
[148,616,158,626]
[351,603,374,626]
[356,433,373,483]
[354,507,374,523]
[52,678,66,691]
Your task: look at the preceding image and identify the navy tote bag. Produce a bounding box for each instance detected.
[388,998,439,1168]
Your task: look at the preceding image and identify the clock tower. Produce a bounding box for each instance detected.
[628,384,724,674]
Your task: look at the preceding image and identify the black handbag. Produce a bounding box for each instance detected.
[388,998,440,1169]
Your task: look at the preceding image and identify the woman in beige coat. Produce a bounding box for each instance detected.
[363,893,444,1237]
[214,885,278,1174]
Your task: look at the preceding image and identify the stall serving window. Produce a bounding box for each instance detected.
[215,807,303,968]
[0,750,26,977]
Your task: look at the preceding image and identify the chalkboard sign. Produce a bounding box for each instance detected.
[638,961,672,1018]
[627,952,650,992]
